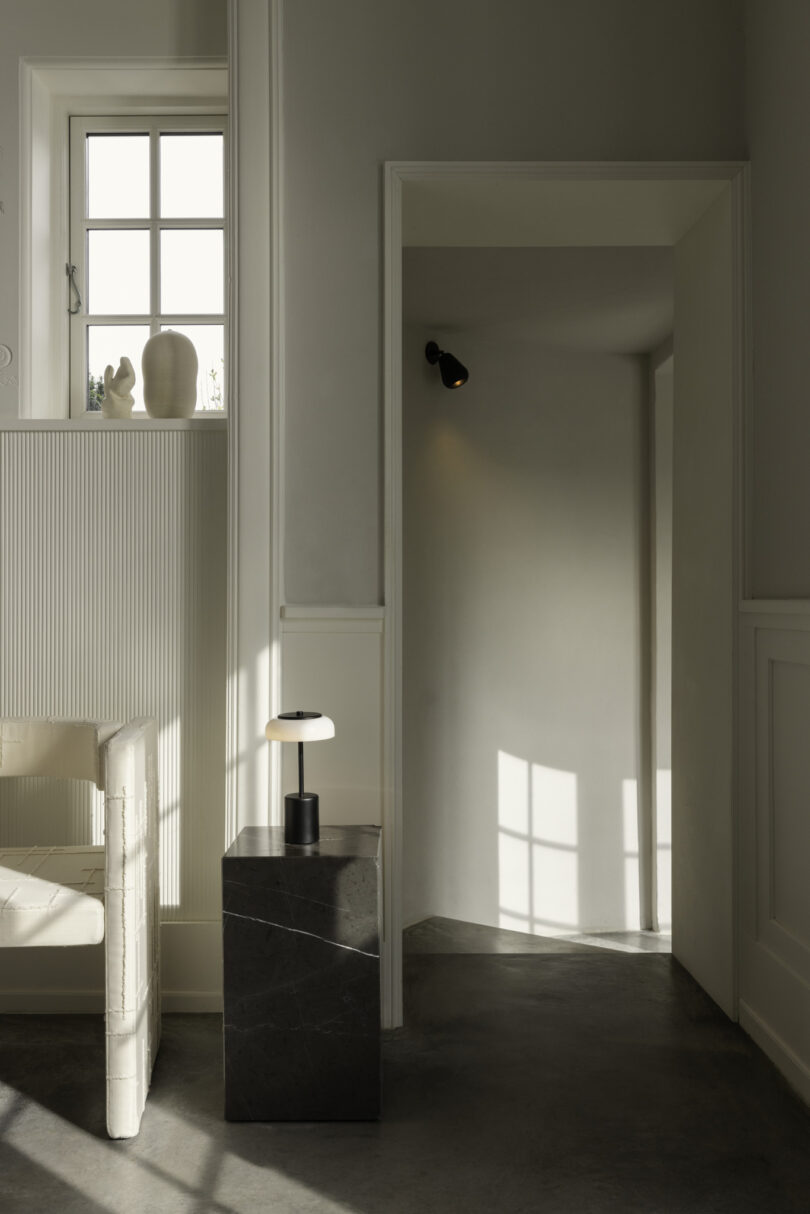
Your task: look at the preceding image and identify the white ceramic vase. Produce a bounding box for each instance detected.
[142,330,198,419]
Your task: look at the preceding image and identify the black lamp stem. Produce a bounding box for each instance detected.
[298,740,305,797]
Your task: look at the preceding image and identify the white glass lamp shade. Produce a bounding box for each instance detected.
[265,712,335,743]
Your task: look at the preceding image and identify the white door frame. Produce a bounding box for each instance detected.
[382,160,749,1028]
[226,0,283,847]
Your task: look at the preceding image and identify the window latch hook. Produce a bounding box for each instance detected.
[66,263,82,315]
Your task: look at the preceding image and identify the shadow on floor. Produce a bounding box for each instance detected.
[0,919,809,1213]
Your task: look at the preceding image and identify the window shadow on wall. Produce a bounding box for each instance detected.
[497,749,645,937]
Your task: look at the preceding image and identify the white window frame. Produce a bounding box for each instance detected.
[68,113,228,417]
[18,60,228,420]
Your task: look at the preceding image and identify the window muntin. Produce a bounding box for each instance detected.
[70,115,227,416]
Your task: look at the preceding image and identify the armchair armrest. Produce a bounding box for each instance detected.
[103,718,160,1138]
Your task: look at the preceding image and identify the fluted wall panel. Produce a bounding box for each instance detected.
[0,429,227,922]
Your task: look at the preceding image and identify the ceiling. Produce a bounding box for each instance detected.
[403,246,674,355]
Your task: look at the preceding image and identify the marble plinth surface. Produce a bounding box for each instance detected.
[222,825,381,1121]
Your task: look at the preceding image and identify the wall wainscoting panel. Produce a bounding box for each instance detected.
[0,922,223,1013]
[0,429,227,1008]
[740,607,810,1103]
[280,607,384,827]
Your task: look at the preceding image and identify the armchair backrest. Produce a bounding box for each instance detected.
[0,719,120,789]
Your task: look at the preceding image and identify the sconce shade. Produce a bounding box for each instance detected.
[425,340,469,389]
[439,351,468,389]
[265,711,335,743]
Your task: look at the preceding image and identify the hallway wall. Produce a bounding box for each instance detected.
[652,357,673,931]
[402,312,647,933]
[737,0,810,1102]
[281,0,745,605]
[670,188,736,1017]
[746,0,810,596]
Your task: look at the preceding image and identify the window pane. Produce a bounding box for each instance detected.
[87,135,150,219]
[87,230,150,314]
[162,324,225,411]
[160,134,224,218]
[160,230,223,314]
[87,326,150,413]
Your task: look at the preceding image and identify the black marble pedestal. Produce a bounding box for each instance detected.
[222,825,382,1121]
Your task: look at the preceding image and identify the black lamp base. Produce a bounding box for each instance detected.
[284,792,319,845]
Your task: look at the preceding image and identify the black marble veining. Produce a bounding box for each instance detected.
[222,825,382,1121]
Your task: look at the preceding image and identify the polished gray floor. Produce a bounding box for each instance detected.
[1,919,809,1213]
[405,914,673,955]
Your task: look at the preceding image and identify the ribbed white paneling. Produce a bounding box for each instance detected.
[0,777,97,845]
[0,430,227,922]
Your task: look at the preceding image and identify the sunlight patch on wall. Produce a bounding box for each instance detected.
[622,778,640,929]
[533,763,578,928]
[159,715,181,908]
[498,750,579,934]
[498,831,531,922]
[235,642,272,828]
[532,842,578,928]
[225,659,241,845]
[498,751,530,928]
[92,784,105,846]
[533,763,578,847]
[498,750,530,835]
[656,767,672,930]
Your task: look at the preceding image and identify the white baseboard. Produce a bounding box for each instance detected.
[739,999,810,1106]
[161,990,222,1013]
[160,920,222,1010]
[0,920,223,1013]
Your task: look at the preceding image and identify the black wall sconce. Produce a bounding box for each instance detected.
[425,341,469,389]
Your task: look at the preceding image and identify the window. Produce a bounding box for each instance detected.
[69,115,227,416]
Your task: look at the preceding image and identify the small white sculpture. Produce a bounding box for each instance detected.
[142,330,198,419]
[101,356,136,419]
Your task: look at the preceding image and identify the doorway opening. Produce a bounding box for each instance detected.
[402,245,672,958]
[383,163,746,1028]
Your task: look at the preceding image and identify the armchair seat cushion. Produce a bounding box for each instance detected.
[0,845,105,947]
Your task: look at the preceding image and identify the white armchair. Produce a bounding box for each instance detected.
[0,718,161,1138]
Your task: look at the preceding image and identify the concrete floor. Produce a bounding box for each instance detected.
[1,919,809,1213]
[405,915,673,955]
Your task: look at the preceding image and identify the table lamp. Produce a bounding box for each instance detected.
[265,710,335,845]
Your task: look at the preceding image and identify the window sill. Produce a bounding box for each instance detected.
[0,416,227,432]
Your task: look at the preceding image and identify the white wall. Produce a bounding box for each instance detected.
[402,307,647,933]
[0,0,226,422]
[280,609,384,828]
[0,0,755,1013]
[653,359,673,930]
[745,0,810,596]
[737,0,810,1100]
[0,426,227,1009]
[281,0,745,604]
[671,188,736,1017]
